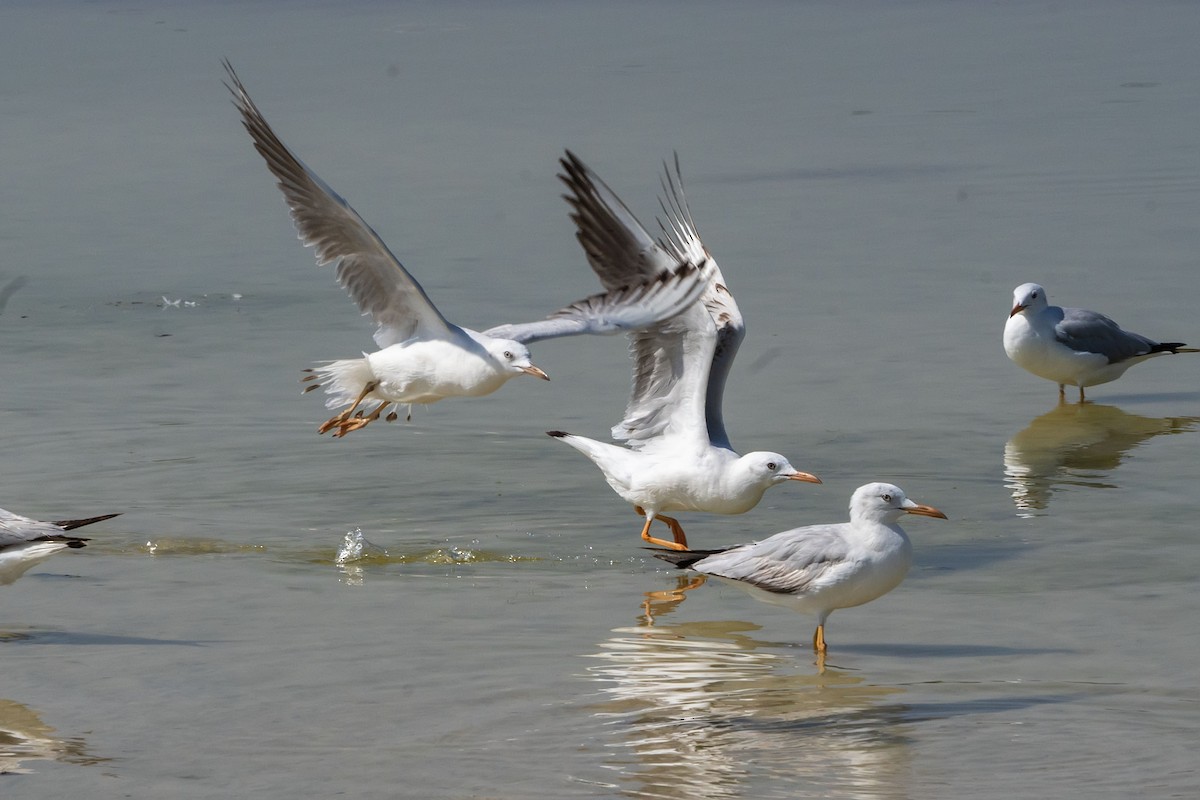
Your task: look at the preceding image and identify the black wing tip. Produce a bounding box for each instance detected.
[66,538,90,549]
[645,547,710,569]
[53,513,121,531]
[546,430,571,438]
[1153,342,1191,353]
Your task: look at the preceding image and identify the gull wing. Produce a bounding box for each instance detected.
[223,61,454,348]
[693,525,854,596]
[482,261,710,344]
[656,155,745,450]
[1054,307,1160,364]
[0,508,74,547]
[558,150,681,288]
[559,152,719,449]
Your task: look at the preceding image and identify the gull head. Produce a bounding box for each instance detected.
[740,452,821,489]
[850,482,947,524]
[1009,283,1049,318]
[485,338,549,381]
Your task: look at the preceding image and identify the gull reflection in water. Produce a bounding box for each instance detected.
[0,698,102,774]
[1004,403,1199,515]
[581,578,910,799]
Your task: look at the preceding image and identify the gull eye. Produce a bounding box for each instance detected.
[766,462,777,470]
[1031,292,1038,299]
[882,494,893,503]
[503,350,514,360]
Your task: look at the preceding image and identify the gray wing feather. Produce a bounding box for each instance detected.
[483,262,710,344]
[558,150,681,288]
[223,61,453,348]
[559,151,723,448]
[693,526,853,595]
[656,155,746,449]
[1054,307,1158,363]
[0,507,73,548]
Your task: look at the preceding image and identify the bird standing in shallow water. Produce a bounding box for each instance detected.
[1003,282,1197,403]
[547,152,819,550]
[223,62,709,437]
[0,508,119,586]
[652,483,945,658]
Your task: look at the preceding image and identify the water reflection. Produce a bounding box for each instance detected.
[582,579,911,799]
[0,698,103,773]
[1004,403,1199,515]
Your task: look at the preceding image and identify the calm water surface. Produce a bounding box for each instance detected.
[2,2,1198,798]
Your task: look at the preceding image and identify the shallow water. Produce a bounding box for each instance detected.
[2,1,1199,798]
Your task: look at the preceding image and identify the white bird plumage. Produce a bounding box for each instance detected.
[223,62,710,437]
[0,508,119,586]
[652,483,946,654]
[547,152,820,550]
[1003,282,1197,403]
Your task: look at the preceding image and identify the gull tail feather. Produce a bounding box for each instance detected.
[305,358,377,410]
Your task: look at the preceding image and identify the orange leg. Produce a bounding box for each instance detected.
[334,401,391,437]
[318,381,378,435]
[635,507,689,550]
[813,624,827,653]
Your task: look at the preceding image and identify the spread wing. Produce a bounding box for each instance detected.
[482,262,710,344]
[223,61,454,348]
[560,151,747,449]
[1054,306,1159,363]
[692,525,855,596]
[656,155,745,450]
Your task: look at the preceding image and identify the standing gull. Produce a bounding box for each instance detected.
[1004,282,1197,403]
[652,483,946,655]
[223,62,709,437]
[0,508,119,586]
[547,152,820,551]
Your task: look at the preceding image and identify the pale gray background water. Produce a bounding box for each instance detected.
[2,1,1198,797]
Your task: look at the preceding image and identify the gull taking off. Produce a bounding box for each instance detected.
[652,483,945,654]
[0,508,119,586]
[224,62,709,437]
[547,152,819,550]
[1004,282,1196,403]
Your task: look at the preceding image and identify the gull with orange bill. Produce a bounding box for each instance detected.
[546,152,819,550]
[224,63,709,437]
[652,483,946,656]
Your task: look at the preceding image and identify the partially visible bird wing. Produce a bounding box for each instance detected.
[559,150,681,288]
[656,154,745,450]
[0,507,80,548]
[482,262,711,344]
[224,61,454,349]
[1054,307,1159,363]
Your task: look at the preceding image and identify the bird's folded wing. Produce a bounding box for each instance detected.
[696,528,853,595]
[483,262,711,344]
[224,61,453,349]
[1055,308,1157,363]
[0,508,70,545]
